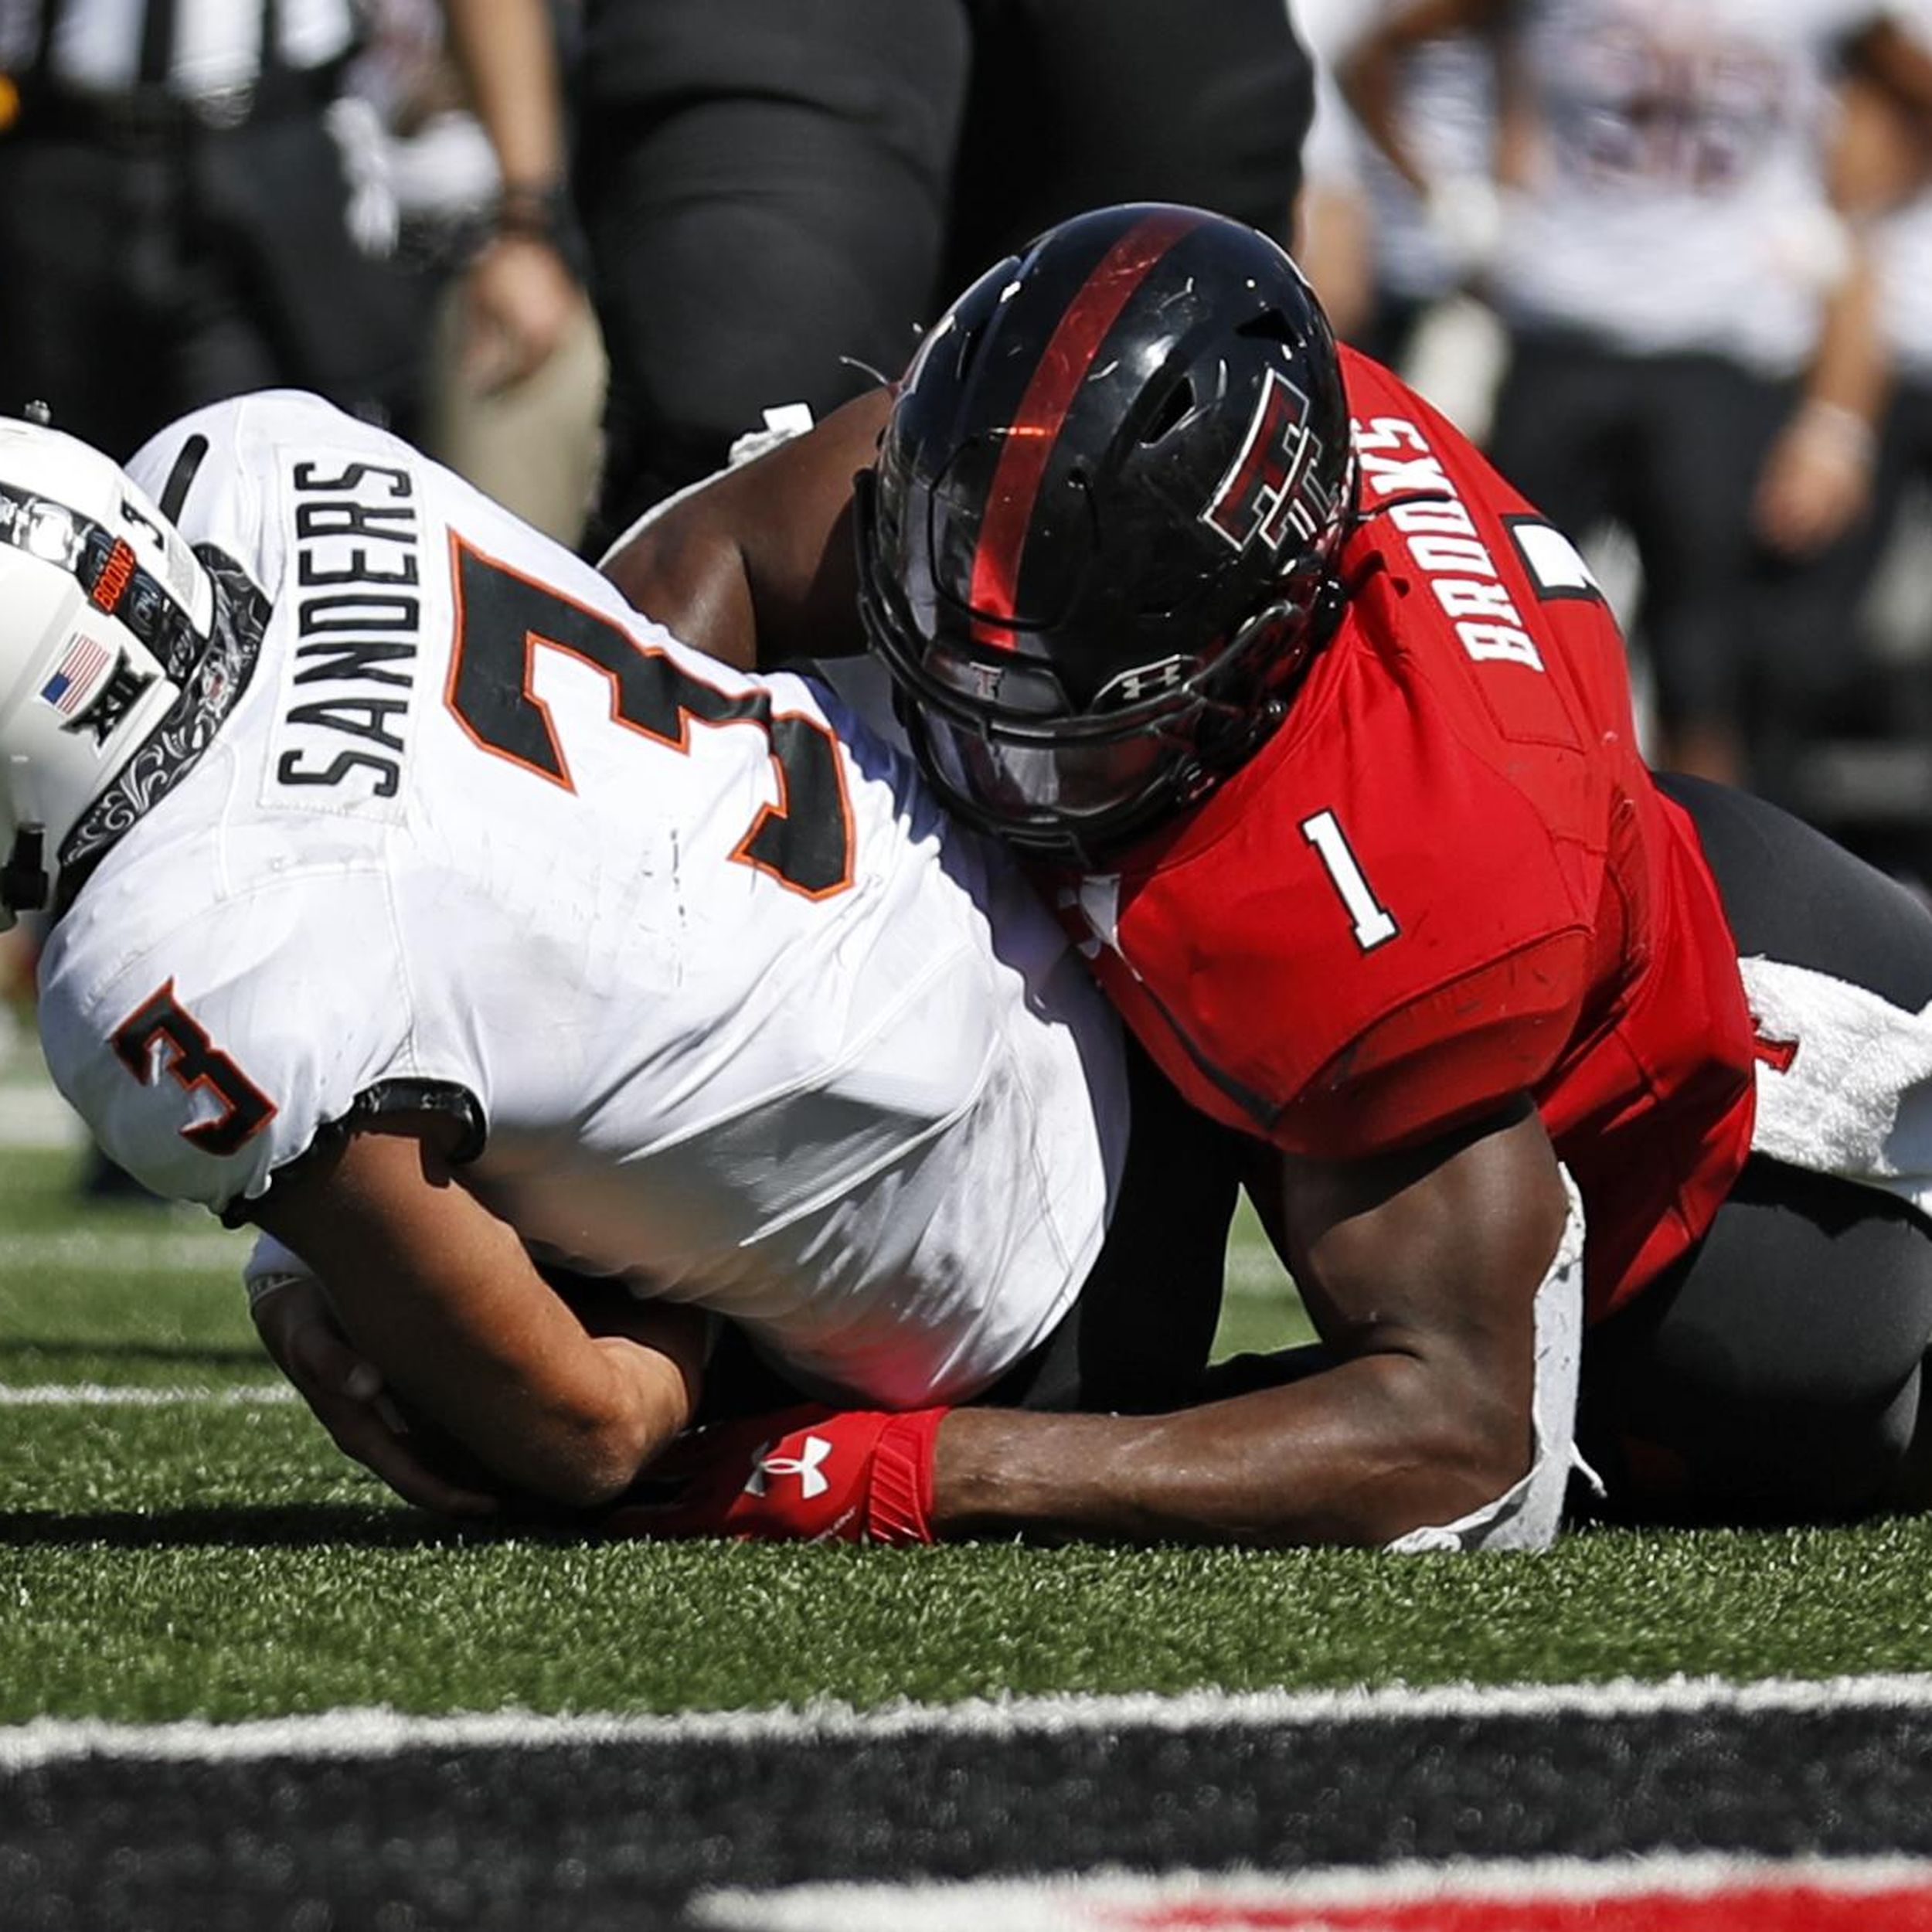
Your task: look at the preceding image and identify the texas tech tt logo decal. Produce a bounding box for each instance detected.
[1202,367,1335,554]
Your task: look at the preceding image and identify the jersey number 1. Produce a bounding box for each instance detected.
[444,539,854,900]
[1302,810,1398,951]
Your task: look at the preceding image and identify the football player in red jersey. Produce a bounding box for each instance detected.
[604,202,1932,1543]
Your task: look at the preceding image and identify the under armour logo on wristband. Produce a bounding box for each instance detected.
[744,1434,833,1500]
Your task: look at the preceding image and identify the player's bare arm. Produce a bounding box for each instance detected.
[246,1270,487,1516]
[250,1116,704,1513]
[930,1100,1564,1547]
[598,387,893,672]
[1338,0,1503,197]
[630,1100,1579,1549]
[1852,12,1932,117]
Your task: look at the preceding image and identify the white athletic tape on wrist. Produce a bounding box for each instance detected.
[1385,1163,1588,1555]
[243,1231,319,1311]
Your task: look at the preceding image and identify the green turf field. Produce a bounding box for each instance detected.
[6,1048,1932,1726]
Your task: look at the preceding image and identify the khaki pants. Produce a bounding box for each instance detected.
[427,284,607,553]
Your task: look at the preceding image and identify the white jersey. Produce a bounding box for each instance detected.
[37,392,1128,1410]
[1875,2,1932,381]
[1495,0,1878,372]
[1878,180,1932,385]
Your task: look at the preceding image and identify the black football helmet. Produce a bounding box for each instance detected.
[857,202,1357,862]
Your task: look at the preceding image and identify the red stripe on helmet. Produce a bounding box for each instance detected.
[967,207,1206,653]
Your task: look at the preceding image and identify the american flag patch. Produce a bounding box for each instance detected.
[39,634,111,716]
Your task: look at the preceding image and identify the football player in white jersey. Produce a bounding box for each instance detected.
[5,389,1244,1528]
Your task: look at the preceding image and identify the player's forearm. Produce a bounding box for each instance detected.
[600,506,764,671]
[1338,0,1495,196]
[599,389,890,670]
[351,1301,693,1510]
[930,1355,1529,1549]
[255,1125,702,1512]
[439,0,567,196]
[397,1289,709,1509]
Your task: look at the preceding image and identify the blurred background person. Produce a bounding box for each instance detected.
[1776,19,1932,880]
[0,0,589,478]
[1293,0,1510,440]
[1344,0,1932,798]
[368,0,604,546]
[570,0,1317,551]
[0,0,421,452]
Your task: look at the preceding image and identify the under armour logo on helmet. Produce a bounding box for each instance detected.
[743,1433,833,1501]
[1202,367,1336,556]
[1094,655,1189,710]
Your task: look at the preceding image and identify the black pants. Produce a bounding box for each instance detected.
[1488,335,1801,740]
[1756,376,1932,863]
[699,1034,1243,1422]
[573,0,1313,542]
[0,97,421,459]
[1577,774,1932,1523]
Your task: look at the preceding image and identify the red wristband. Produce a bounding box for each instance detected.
[866,1408,947,1543]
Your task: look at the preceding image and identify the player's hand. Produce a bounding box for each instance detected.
[456,235,583,393]
[250,1275,499,1518]
[602,1404,947,1544]
[1753,401,1876,556]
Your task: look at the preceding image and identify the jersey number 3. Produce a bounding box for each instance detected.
[444,539,854,900]
[111,981,277,1158]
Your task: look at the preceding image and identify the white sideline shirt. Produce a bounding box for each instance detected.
[1875,2,1932,380]
[1494,0,1877,373]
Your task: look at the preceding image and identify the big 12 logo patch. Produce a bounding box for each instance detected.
[1202,366,1337,556]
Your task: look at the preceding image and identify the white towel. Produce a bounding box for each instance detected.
[1740,954,1932,1222]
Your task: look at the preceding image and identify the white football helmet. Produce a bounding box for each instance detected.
[0,415,211,927]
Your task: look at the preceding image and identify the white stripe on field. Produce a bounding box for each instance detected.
[0,1230,245,1274]
[0,1383,292,1407]
[1222,1249,1294,1298]
[5,1672,1932,1770]
[692,1854,1932,1931]
[0,1084,86,1149]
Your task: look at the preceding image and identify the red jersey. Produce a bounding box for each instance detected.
[1063,349,1757,1321]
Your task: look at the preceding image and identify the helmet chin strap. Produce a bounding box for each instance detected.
[1,753,49,919]
[0,825,48,917]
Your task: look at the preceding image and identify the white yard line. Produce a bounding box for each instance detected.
[0,1229,246,1274]
[0,1383,293,1406]
[4,1672,1932,1769]
[0,1083,85,1150]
